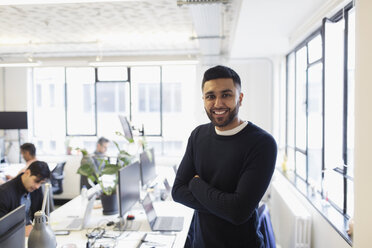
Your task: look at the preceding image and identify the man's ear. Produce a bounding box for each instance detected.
[238,92,244,106]
[24,169,31,177]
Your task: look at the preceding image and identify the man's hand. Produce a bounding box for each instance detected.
[194,175,200,178]
[5,174,14,180]
[25,224,33,237]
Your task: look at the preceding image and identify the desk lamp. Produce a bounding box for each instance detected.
[28,183,57,248]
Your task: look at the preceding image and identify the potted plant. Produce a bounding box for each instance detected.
[77,135,134,215]
[64,138,73,155]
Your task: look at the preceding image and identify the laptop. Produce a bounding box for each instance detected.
[52,194,97,231]
[142,194,184,232]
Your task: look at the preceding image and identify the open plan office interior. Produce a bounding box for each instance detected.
[0,0,371,247]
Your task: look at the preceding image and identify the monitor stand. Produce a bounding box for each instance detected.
[114,217,141,231]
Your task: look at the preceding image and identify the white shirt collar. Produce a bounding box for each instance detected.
[215,121,248,136]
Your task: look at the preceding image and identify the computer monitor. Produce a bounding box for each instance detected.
[118,161,140,218]
[0,205,25,248]
[118,115,133,141]
[0,112,28,129]
[139,148,157,187]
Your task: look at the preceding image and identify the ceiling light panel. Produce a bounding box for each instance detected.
[190,4,222,36]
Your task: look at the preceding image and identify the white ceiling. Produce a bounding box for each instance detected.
[0,0,239,62]
[0,0,339,63]
[230,0,333,58]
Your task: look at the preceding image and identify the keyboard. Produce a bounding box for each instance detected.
[155,216,183,230]
[66,218,83,229]
[0,163,9,171]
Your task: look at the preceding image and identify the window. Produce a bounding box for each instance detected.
[307,61,323,190]
[295,47,308,180]
[96,67,130,140]
[32,67,66,154]
[36,84,42,107]
[324,18,345,211]
[163,83,182,112]
[161,65,195,156]
[31,64,195,156]
[66,67,96,136]
[97,67,128,81]
[286,53,295,172]
[131,66,161,136]
[49,84,55,107]
[346,8,355,218]
[137,83,160,113]
[284,2,354,244]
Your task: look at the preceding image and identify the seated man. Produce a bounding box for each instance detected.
[5,143,38,181]
[80,137,109,189]
[20,143,38,168]
[94,137,109,158]
[0,161,50,236]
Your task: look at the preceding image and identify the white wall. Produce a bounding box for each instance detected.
[354,0,372,247]
[0,67,28,111]
[0,67,29,162]
[193,65,210,126]
[228,59,274,134]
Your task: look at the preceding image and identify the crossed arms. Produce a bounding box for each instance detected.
[171,137,277,225]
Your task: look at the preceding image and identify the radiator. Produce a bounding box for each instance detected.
[269,177,312,248]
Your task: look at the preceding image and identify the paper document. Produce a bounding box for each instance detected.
[138,233,176,248]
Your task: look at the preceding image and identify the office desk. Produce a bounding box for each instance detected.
[48,195,194,248]
[0,163,25,179]
[0,162,57,179]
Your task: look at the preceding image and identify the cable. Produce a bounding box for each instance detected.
[86,227,105,248]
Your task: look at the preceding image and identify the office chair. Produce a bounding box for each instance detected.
[258,203,276,248]
[50,161,66,195]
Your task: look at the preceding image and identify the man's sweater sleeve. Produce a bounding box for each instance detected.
[172,136,209,213]
[188,136,277,225]
[0,189,11,218]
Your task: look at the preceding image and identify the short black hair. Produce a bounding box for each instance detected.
[28,161,50,181]
[20,143,36,157]
[202,65,241,90]
[97,137,109,146]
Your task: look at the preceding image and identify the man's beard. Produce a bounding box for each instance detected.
[205,105,239,128]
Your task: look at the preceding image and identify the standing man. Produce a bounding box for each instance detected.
[0,161,50,236]
[172,65,277,248]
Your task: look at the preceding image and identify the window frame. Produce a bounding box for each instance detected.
[34,66,175,138]
[284,2,354,245]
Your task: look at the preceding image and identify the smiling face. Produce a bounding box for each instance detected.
[203,78,243,131]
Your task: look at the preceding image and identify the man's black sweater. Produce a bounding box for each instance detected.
[172,122,277,248]
[0,173,43,223]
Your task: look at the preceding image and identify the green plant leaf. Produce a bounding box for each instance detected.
[87,175,97,184]
[101,163,121,175]
[113,140,121,152]
[119,150,131,156]
[126,137,134,143]
[77,163,95,177]
[118,156,131,166]
[75,147,88,156]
